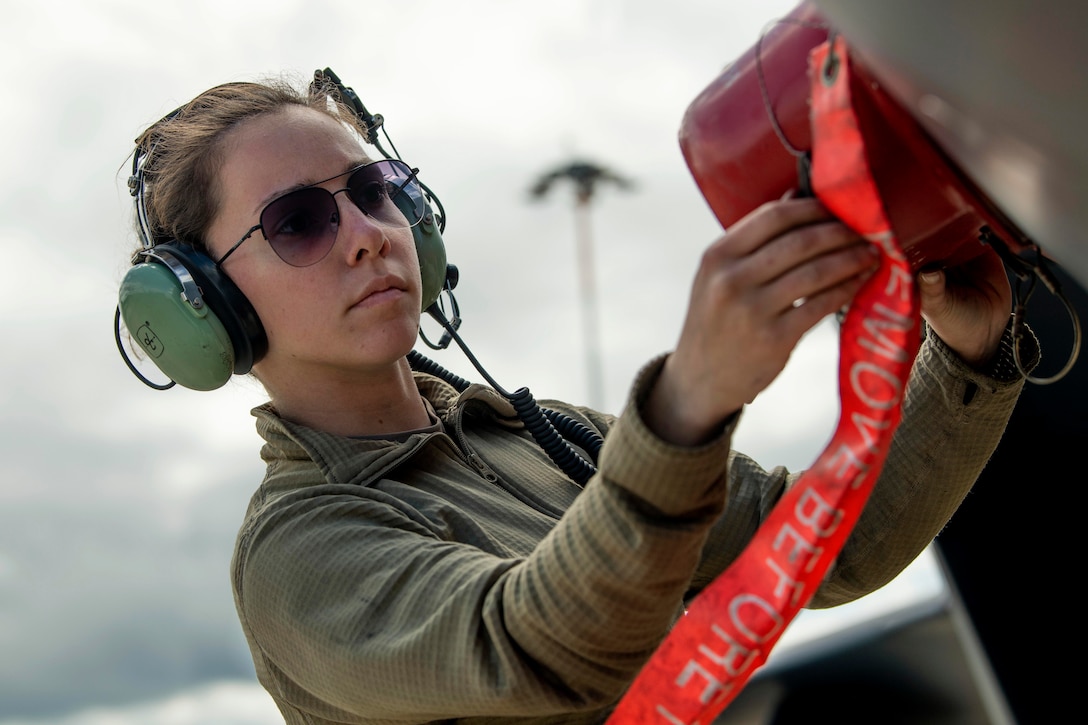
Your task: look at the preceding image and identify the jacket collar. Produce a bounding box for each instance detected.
[251,371,518,488]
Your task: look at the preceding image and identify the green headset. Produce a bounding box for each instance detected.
[115,67,457,391]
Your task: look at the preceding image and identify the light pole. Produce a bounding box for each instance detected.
[530,160,634,409]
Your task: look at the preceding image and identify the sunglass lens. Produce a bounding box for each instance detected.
[349,160,426,227]
[261,188,338,266]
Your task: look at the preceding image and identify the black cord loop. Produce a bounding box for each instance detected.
[981,227,1081,384]
[114,306,175,390]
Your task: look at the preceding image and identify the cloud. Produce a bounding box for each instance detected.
[0,680,281,725]
[0,407,260,718]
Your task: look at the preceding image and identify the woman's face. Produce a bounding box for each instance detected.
[205,105,424,388]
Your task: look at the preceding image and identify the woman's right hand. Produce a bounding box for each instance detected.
[643,197,880,446]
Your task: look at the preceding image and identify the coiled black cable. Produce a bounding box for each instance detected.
[543,408,604,463]
[408,314,603,486]
[507,387,598,485]
[408,348,472,390]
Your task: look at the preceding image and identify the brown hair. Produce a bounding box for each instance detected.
[131,75,363,254]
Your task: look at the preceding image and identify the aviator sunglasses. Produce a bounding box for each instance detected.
[216,158,427,268]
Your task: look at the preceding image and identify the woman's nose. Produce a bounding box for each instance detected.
[333,191,390,263]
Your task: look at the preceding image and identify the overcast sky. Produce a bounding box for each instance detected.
[0,2,947,723]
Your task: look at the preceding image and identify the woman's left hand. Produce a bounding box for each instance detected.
[916,247,1012,368]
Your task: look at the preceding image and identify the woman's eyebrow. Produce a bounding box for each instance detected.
[253,158,373,214]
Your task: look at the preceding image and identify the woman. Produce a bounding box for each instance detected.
[120,74,1034,724]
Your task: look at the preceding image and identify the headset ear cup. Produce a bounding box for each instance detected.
[117,242,267,391]
[414,209,448,311]
[161,243,267,371]
[119,261,235,390]
[390,181,448,311]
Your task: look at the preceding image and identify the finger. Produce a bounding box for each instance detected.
[782,269,871,337]
[917,268,945,301]
[719,197,834,259]
[748,219,873,288]
[701,218,871,315]
[763,236,879,314]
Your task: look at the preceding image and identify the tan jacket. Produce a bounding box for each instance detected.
[231,333,1026,724]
